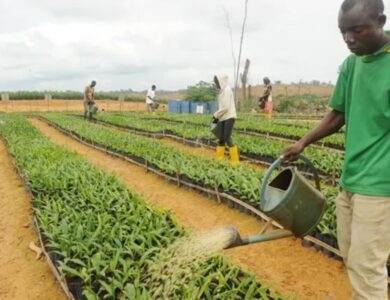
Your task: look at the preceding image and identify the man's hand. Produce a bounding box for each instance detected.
[212,116,218,124]
[281,141,305,162]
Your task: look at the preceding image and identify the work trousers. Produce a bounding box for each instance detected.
[218,118,235,147]
[146,103,154,112]
[84,101,94,119]
[336,189,390,300]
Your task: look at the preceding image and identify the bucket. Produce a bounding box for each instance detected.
[259,155,326,237]
[90,106,98,114]
[210,121,222,140]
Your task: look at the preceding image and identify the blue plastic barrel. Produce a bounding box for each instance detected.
[190,101,198,114]
[180,101,190,114]
[209,101,218,114]
[203,102,211,114]
[168,100,180,113]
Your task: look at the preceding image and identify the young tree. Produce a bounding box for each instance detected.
[185,81,217,102]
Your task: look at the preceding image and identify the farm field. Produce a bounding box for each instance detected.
[0,100,165,113]
[0,110,388,299]
[30,117,352,299]
[84,112,344,181]
[0,137,66,300]
[1,114,283,299]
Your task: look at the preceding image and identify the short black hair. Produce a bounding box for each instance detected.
[341,0,385,18]
[152,85,156,89]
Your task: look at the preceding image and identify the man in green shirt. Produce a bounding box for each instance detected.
[282,0,390,298]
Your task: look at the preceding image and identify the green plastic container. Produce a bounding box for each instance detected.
[260,155,326,237]
[90,106,98,114]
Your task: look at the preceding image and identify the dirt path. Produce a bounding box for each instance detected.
[0,100,166,113]
[0,139,66,300]
[29,118,353,300]
[159,137,214,158]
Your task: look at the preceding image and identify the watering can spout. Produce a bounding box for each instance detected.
[223,226,250,249]
[223,226,293,250]
[224,155,326,250]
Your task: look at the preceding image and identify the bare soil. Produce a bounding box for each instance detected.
[0,99,166,113]
[28,118,354,300]
[159,138,214,158]
[0,139,66,300]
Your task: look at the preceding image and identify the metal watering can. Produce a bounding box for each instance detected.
[224,155,326,249]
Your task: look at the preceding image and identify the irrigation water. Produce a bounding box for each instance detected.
[145,227,235,299]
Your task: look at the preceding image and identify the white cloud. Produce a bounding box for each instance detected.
[1,0,390,91]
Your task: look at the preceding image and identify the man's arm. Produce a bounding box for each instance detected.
[282,109,345,161]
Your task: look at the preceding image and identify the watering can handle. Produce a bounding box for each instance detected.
[259,155,321,211]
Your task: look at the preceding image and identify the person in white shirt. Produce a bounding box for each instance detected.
[146,85,156,112]
[212,75,239,164]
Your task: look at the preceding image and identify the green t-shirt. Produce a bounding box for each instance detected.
[329,34,390,196]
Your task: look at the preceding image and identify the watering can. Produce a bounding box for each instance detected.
[224,155,326,249]
[210,120,222,139]
[90,105,98,114]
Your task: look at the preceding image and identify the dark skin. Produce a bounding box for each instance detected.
[214,76,221,90]
[282,3,388,161]
[91,81,96,88]
[339,2,388,56]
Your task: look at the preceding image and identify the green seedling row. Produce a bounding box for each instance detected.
[91,113,344,179]
[116,112,345,148]
[0,114,280,299]
[41,113,338,239]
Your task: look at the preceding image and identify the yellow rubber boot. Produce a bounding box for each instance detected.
[216,146,225,160]
[229,145,240,165]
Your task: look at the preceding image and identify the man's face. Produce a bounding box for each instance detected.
[338,4,386,56]
[91,82,96,87]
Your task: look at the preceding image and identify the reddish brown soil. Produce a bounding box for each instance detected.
[29,118,353,300]
[0,100,165,113]
[0,139,66,300]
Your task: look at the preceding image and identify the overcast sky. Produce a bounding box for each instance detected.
[1,0,390,92]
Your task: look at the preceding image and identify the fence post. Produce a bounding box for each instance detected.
[119,95,125,112]
[45,94,52,112]
[1,93,9,113]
